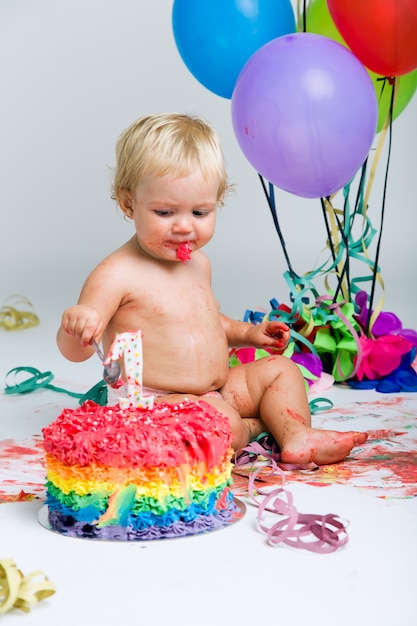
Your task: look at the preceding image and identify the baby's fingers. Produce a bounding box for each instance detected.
[61,315,95,346]
[267,321,289,339]
[61,305,102,346]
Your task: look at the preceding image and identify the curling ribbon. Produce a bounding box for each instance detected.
[243,458,349,553]
[244,292,363,382]
[0,295,39,331]
[0,558,55,614]
[4,366,84,399]
[3,366,109,405]
[315,296,363,381]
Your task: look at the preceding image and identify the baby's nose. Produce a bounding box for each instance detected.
[173,215,193,233]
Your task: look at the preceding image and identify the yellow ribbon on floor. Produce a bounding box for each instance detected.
[0,295,39,331]
[0,558,55,614]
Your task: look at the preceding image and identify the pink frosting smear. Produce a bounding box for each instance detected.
[176,241,192,262]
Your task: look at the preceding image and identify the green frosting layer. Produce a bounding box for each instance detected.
[46,479,231,516]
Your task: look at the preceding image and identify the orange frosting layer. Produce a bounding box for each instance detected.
[45,453,233,496]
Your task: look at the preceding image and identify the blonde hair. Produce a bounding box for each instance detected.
[112,112,233,206]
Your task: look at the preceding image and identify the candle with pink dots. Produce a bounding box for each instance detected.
[105,330,154,409]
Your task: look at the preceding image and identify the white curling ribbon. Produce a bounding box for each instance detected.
[106,330,154,409]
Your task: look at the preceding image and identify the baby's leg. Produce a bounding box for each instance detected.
[221,356,368,465]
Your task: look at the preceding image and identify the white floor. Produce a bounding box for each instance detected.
[1,313,417,626]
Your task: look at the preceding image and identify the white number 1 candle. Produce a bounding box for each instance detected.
[105,330,154,409]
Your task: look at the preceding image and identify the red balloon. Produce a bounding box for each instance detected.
[327,0,417,76]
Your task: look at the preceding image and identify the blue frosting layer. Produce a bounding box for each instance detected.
[47,492,238,540]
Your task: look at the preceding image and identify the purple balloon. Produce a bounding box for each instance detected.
[231,33,378,198]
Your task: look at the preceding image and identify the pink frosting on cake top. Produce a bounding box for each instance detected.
[42,400,232,468]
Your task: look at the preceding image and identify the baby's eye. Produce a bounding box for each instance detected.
[193,210,209,217]
[154,210,173,217]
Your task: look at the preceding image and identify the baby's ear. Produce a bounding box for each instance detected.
[118,190,133,218]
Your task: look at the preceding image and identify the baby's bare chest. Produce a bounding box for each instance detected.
[115,270,220,329]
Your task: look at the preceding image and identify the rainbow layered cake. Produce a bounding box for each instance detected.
[42,399,238,540]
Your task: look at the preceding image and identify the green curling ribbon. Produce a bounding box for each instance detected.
[309,397,334,414]
[4,366,329,414]
[3,366,108,405]
[312,298,363,382]
[4,367,83,399]
[79,379,108,405]
[279,287,363,383]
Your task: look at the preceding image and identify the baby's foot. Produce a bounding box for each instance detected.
[280,428,368,466]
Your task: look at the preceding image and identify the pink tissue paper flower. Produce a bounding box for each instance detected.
[355,334,412,381]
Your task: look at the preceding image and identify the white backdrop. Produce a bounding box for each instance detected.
[1,0,416,332]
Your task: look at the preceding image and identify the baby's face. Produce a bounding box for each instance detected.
[128,170,219,262]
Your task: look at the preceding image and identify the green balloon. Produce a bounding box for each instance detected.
[302,0,417,133]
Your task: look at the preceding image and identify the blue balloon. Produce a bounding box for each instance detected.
[172,0,296,99]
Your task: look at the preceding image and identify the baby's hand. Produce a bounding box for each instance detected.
[250,320,290,351]
[61,305,103,347]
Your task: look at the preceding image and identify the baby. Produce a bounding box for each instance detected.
[57,112,367,464]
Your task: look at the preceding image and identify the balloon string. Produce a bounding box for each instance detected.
[320,197,336,264]
[258,174,299,279]
[321,197,351,302]
[332,162,367,303]
[366,78,396,334]
[297,0,309,32]
[333,203,351,302]
[362,81,396,212]
[331,190,352,303]
[353,158,368,216]
[320,197,346,298]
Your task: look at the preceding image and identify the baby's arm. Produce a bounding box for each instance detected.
[57,253,125,362]
[221,315,290,352]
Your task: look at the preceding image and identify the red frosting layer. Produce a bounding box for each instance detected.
[42,400,232,469]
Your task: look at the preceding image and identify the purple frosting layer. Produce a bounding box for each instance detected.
[47,502,241,541]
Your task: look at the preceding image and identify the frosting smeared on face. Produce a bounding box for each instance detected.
[176,241,192,263]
